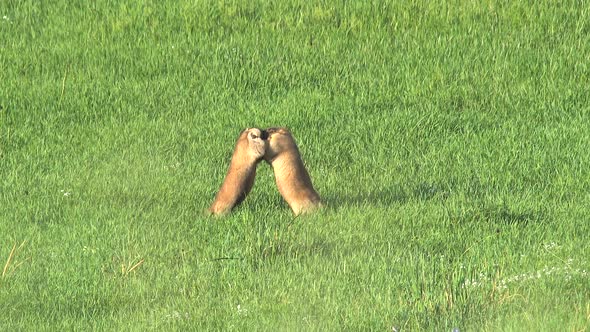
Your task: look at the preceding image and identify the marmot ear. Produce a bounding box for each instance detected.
[278,127,290,134]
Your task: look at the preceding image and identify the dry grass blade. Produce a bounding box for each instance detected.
[59,64,69,103]
[127,259,144,274]
[2,242,17,278]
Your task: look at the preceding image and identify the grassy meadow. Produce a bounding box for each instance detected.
[1,0,590,330]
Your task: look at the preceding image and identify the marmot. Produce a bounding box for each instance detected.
[263,127,322,215]
[207,128,267,216]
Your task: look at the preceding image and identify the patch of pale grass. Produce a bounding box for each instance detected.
[462,260,589,291]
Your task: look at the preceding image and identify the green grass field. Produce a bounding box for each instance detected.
[1,0,589,330]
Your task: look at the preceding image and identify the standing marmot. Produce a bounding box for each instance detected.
[207,128,267,216]
[263,127,321,215]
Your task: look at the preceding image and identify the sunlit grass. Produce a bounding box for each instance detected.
[1,0,589,330]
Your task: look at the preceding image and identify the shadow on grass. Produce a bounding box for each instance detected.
[485,204,548,225]
[455,203,548,226]
[259,239,332,260]
[322,182,450,208]
[246,238,333,269]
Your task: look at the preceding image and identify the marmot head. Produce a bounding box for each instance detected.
[261,127,297,163]
[243,127,267,161]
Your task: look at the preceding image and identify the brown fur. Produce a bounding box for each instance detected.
[208,128,266,216]
[263,127,321,215]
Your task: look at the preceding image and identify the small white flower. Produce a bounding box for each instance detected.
[82,246,96,254]
[543,242,560,251]
[164,311,189,320]
[237,304,248,315]
[2,15,8,20]
[164,162,181,170]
